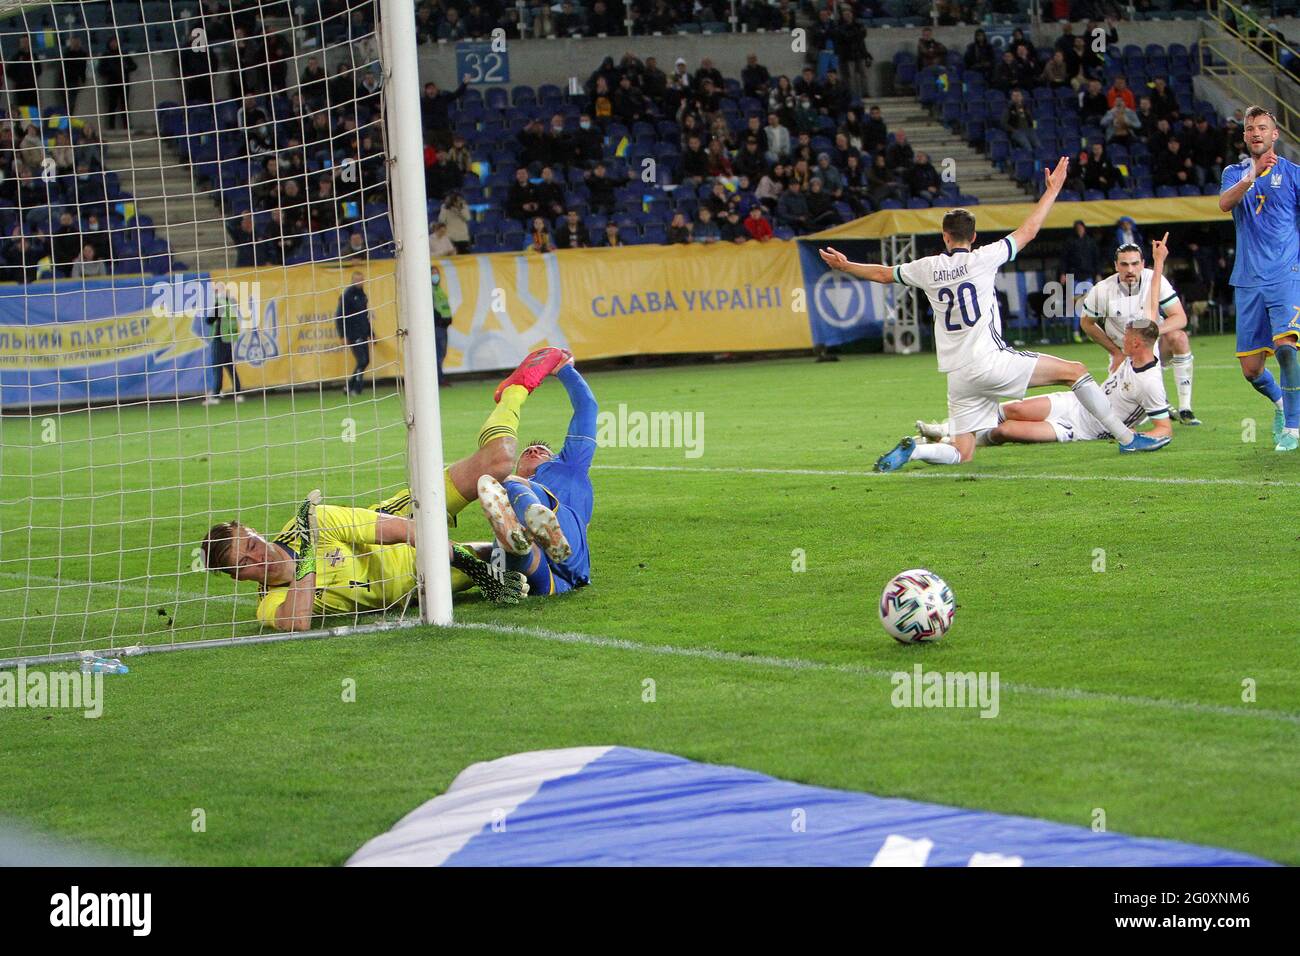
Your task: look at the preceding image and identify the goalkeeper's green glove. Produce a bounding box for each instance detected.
[293,490,322,581]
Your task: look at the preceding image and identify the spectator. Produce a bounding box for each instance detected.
[867,153,904,207]
[59,35,90,114]
[601,222,622,247]
[537,115,571,168]
[833,9,873,98]
[992,51,1019,93]
[1085,142,1119,192]
[6,35,41,111]
[614,75,649,125]
[1079,78,1108,125]
[589,75,615,126]
[516,118,549,167]
[420,76,470,148]
[907,152,942,201]
[763,113,791,165]
[1190,116,1223,173]
[964,29,997,80]
[1101,100,1138,137]
[705,139,733,180]
[641,56,668,106]
[1148,76,1180,123]
[1106,74,1135,111]
[302,56,329,110]
[667,212,692,244]
[744,205,774,241]
[1003,89,1041,153]
[776,179,811,233]
[335,271,372,397]
[526,217,553,253]
[584,162,625,215]
[1107,113,1138,150]
[571,114,603,167]
[1012,43,1040,89]
[805,178,839,228]
[693,207,721,243]
[819,68,852,118]
[734,136,767,181]
[1153,137,1199,189]
[535,166,566,220]
[1059,219,1103,286]
[431,264,452,386]
[429,222,456,257]
[681,134,710,184]
[555,210,590,249]
[1040,51,1071,89]
[742,52,772,100]
[756,164,785,210]
[506,167,541,223]
[720,208,748,243]
[97,37,138,130]
[438,192,472,254]
[1135,95,1157,133]
[916,27,947,68]
[1069,35,1103,86]
[1113,216,1144,256]
[841,153,870,216]
[860,105,888,155]
[886,129,914,170]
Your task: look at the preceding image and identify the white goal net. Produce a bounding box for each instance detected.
[0,0,448,666]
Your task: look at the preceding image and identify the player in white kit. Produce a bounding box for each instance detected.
[1080,241,1199,424]
[819,157,1170,471]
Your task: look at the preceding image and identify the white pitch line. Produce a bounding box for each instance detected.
[593,463,1300,489]
[451,621,1300,726]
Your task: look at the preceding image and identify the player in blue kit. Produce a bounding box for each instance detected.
[477,348,596,596]
[1219,106,1300,452]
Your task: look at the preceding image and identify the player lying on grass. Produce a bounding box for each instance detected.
[1217,105,1300,452]
[476,352,596,597]
[199,347,575,630]
[1079,238,1198,425]
[916,235,1174,451]
[819,157,1168,474]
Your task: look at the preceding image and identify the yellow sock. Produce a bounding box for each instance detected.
[477,384,527,448]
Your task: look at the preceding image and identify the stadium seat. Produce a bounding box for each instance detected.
[1156,186,1177,198]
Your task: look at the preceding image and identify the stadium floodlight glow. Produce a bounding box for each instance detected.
[0,0,451,666]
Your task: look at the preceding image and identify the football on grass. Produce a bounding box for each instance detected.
[879,569,956,644]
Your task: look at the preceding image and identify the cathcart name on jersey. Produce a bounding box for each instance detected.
[931,265,970,283]
[592,285,783,317]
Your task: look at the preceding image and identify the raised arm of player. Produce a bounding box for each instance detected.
[555,362,599,470]
[1218,150,1275,212]
[818,246,893,283]
[1009,156,1070,254]
[1148,232,1169,323]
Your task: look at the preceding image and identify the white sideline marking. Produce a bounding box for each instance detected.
[450,621,1300,726]
[593,463,1300,490]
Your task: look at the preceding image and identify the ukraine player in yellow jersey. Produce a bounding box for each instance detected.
[200,347,573,631]
[1219,105,1300,451]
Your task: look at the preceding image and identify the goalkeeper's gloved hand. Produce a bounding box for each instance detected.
[450,544,529,604]
[293,489,322,581]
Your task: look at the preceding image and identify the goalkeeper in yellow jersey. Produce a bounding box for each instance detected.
[199,347,573,631]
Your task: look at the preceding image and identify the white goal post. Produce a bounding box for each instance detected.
[0,0,451,667]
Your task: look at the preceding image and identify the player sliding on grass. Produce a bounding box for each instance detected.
[198,347,575,630]
[476,351,596,597]
[1079,239,1198,425]
[1218,105,1300,452]
[916,235,1174,451]
[819,156,1168,473]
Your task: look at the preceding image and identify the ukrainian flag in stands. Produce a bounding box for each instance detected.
[47,114,71,131]
[18,106,39,122]
[33,30,56,52]
[115,202,136,222]
[614,136,629,158]
[469,160,489,183]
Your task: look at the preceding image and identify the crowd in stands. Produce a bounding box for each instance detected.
[422,47,984,253]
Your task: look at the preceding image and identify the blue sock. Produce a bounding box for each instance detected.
[1277,346,1300,428]
[1249,367,1283,405]
[503,477,543,526]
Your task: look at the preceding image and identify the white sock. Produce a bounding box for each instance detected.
[1289,427,1299,438]
[1277,398,1285,411]
[974,428,995,447]
[911,442,962,465]
[1072,373,1135,444]
[1171,352,1193,410]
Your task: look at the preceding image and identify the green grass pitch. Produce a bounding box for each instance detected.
[1,334,1297,865]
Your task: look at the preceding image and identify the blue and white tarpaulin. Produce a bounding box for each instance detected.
[348,747,1273,867]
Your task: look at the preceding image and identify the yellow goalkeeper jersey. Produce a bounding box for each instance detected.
[256,505,417,627]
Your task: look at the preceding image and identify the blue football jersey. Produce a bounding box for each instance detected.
[1222,154,1300,288]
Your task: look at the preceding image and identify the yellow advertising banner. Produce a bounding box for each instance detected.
[435,240,811,373]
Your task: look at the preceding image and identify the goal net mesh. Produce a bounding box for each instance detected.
[0,0,426,663]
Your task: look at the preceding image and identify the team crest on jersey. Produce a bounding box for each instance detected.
[1271,172,1283,188]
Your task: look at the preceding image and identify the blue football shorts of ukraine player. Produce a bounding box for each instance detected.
[1219,105,1300,452]
[477,348,596,596]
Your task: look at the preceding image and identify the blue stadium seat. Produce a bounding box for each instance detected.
[1156,186,1177,198]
